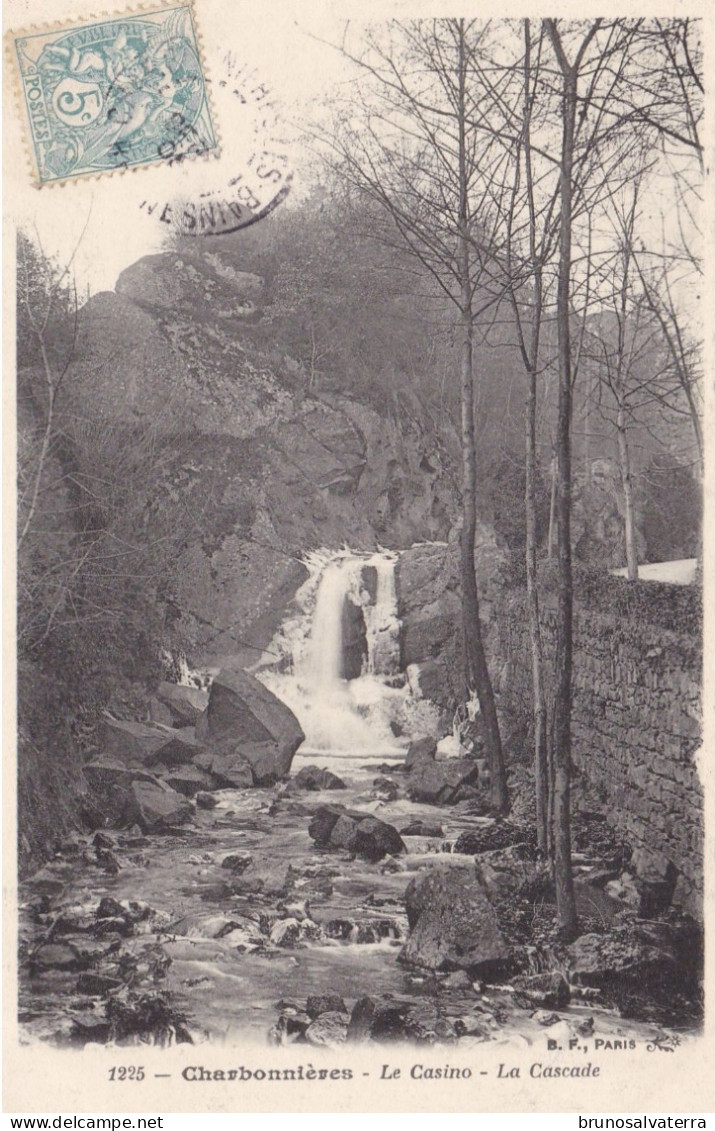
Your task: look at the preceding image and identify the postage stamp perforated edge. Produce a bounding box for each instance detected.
[5,0,221,189]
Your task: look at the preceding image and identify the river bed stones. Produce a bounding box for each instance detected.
[292,765,347,791]
[512,972,571,1009]
[20,753,703,1052]
[308,805,405,861]
[400,819,444,838]
[406,757,480,805]
[346,994,454,1044]
[305,1011,350,1048]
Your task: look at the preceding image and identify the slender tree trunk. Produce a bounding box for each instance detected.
[526,363,549,851]
[583,365,593,487]
[459,305,508,813]
[521,19,548,852]
[617,397,638,580]
[456,20,508,814]
[548,452,557,560]
[545,20,579,938]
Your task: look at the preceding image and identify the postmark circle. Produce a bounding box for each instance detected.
[138,51,293,237]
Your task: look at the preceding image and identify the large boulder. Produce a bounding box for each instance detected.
[155,682,209,726]
[454,822,530,856]
[125,779,193,833]
[566,931,679,990]
[347,995,452,1044]
[201,669,304,784]
[147,728,206,768]
[204,752,254,790]
[99,719,173,766]
[306,994,348,1019]
[308,805,405,862]
[400,865,508,973]
[293,765,347,791]
[160,766,214,797]
[83,758,157,789]
[307,805,348,846]
[407,758,479,804]
[474,844,550,901]
[304,1012,350,1049]
[353,818,405,862]
[83,759,161,826]
[148,697,175,727]
[404,736,437,771]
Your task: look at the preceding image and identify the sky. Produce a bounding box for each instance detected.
[5,2,704,322]
[6,2,354,294]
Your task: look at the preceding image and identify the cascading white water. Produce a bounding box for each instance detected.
[363,555,401,678]
[304,558,356,686]
[257,549,439,758]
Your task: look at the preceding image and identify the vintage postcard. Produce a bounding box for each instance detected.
[3,0,713,1115]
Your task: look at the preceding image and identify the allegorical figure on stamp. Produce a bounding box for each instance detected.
[13,4,217,183]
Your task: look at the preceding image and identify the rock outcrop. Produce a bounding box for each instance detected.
[57,249,462,677]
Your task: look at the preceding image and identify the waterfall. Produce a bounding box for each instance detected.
[256,549,439,758]
[363,555,401,678]
[303,559,359,686]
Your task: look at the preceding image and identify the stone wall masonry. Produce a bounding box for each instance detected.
[503,591,703,920]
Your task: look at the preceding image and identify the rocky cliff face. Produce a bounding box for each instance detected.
[60,249,460,668]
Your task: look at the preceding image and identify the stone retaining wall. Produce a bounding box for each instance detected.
[502,579,703,919]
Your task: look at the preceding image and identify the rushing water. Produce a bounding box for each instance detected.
[20,762,688,1051]
[257,549,440,759]
[18,548,698,1051]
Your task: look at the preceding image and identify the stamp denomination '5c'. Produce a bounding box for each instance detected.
[12,3,218,185]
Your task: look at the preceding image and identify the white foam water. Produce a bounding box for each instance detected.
[256,549,440,757]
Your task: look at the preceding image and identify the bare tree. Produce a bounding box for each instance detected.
[327,19,512,811]
[17,232,79,551]
[467,18,560,850]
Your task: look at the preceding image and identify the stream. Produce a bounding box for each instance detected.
[18,750,695,1052]
[18,548,701,1051]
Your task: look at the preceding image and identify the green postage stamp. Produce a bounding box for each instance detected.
[12,3,218,185]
